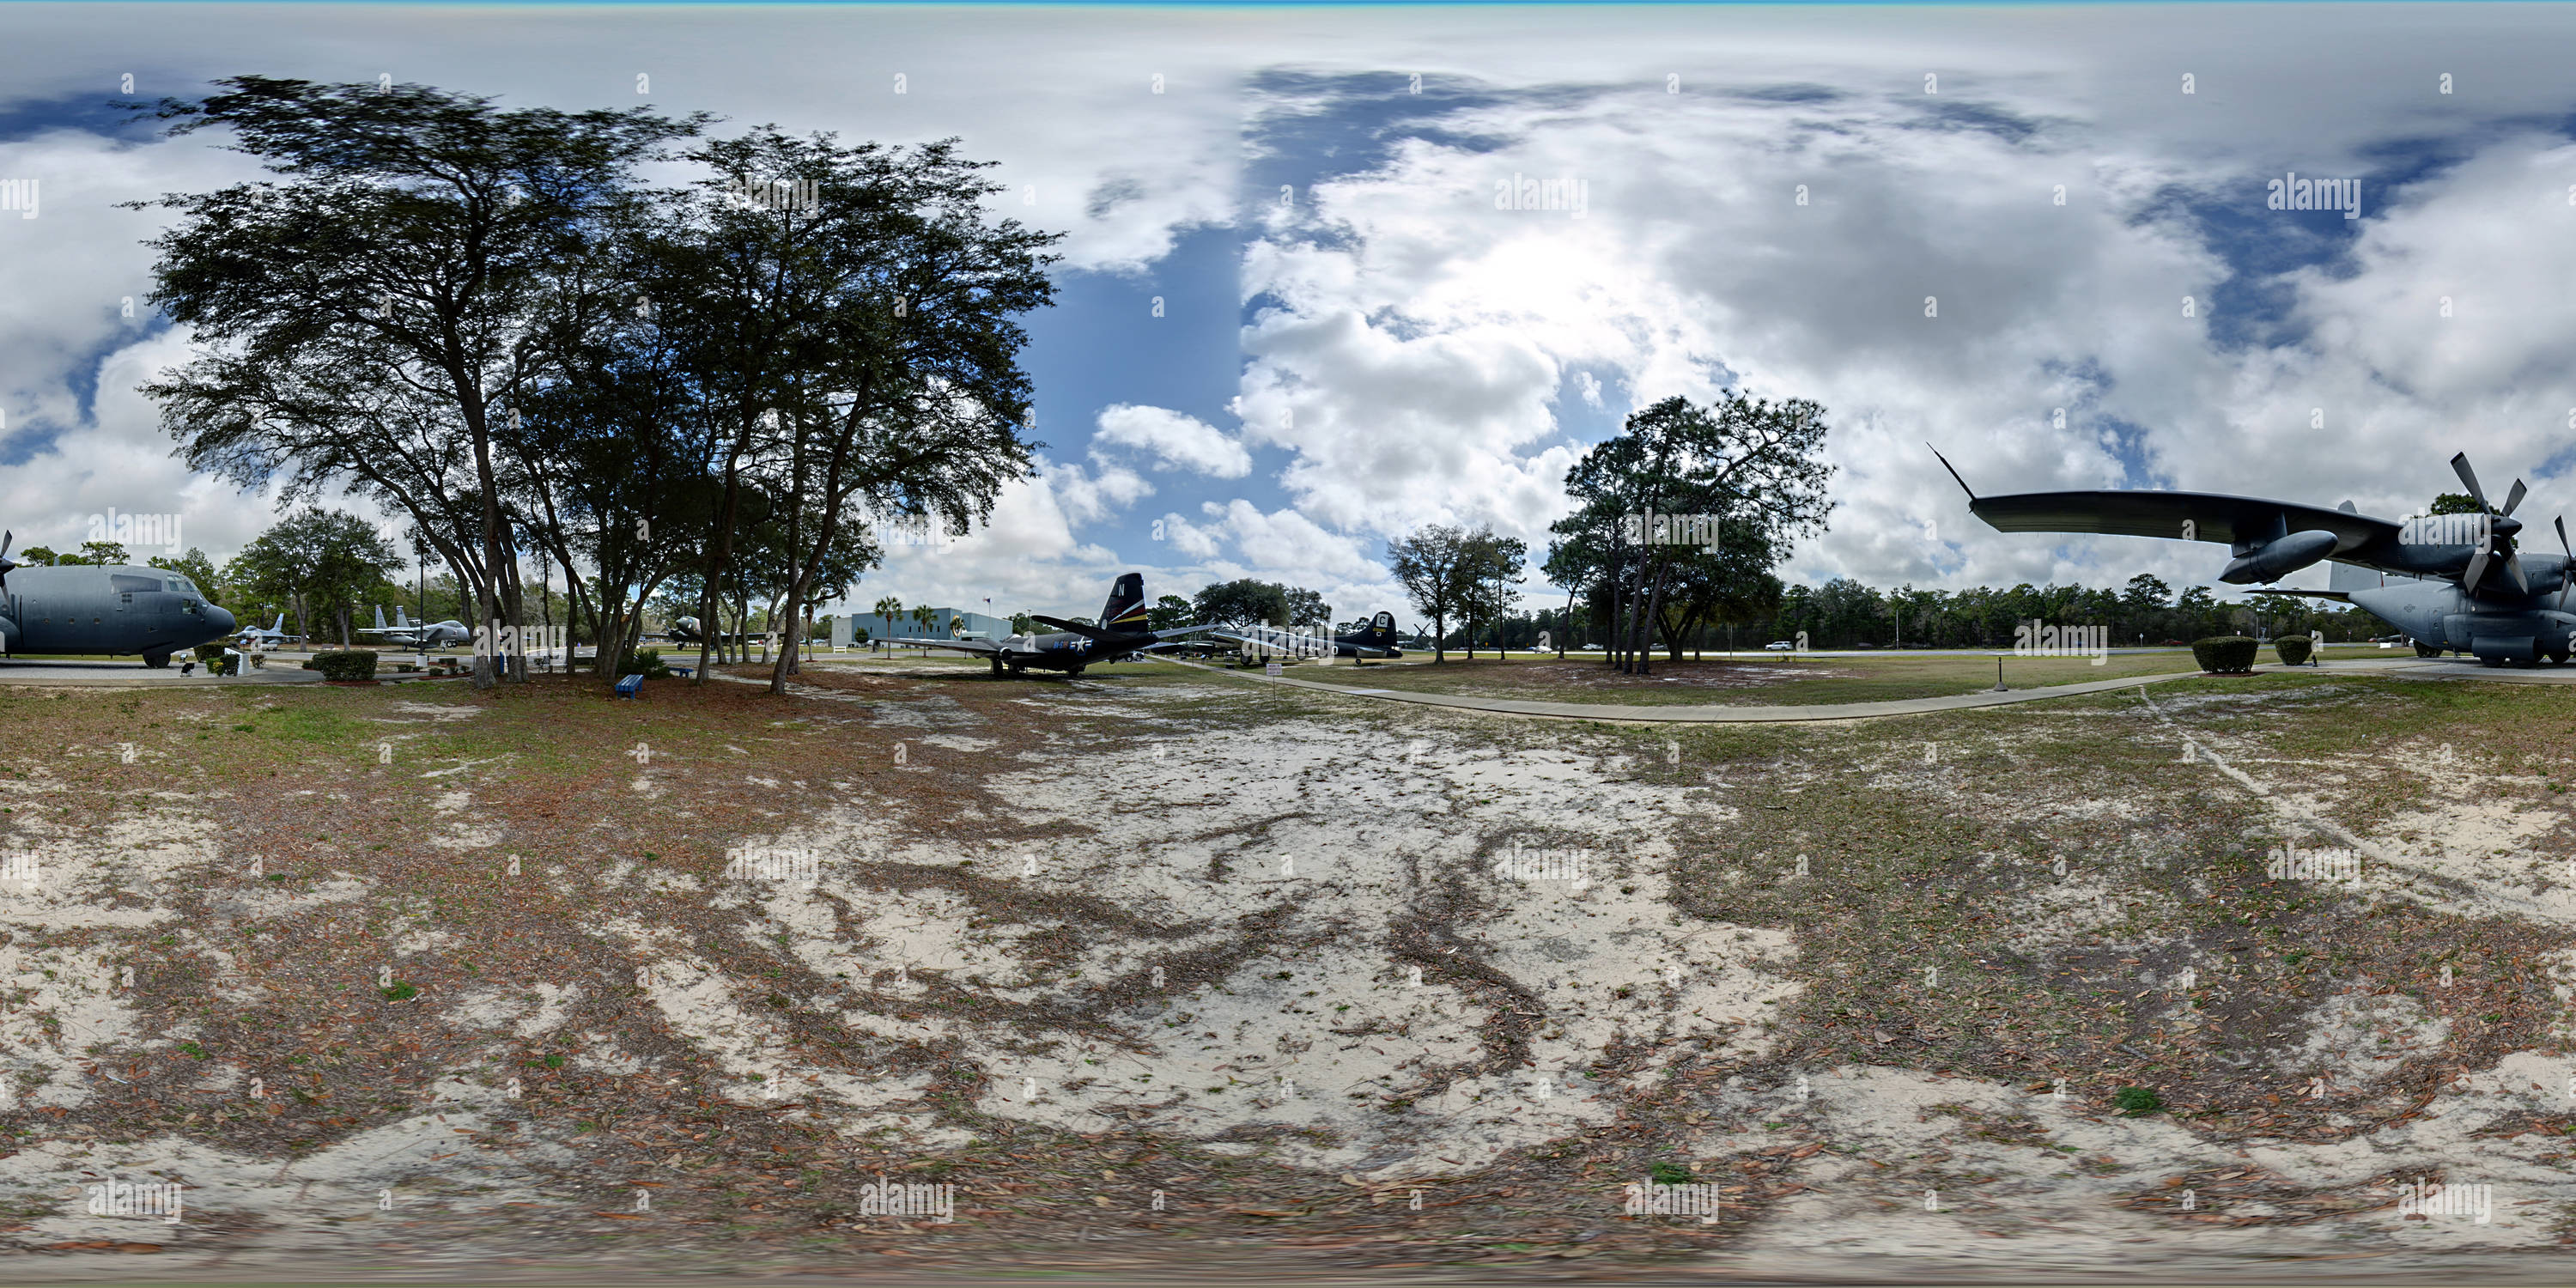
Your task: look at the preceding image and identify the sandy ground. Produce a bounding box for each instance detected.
[0,668,2567,1280]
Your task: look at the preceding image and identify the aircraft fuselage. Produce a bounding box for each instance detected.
[0,565,238,661]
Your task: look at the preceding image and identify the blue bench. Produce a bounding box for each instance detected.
[666,665,695,678]
[615,673,645,699]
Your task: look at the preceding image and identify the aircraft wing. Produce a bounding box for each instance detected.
[1153,624,1214,639]
[882,635,1005,656]
[1965,489,2401,550]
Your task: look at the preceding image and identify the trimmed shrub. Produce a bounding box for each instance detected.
[206,654,237,677]
[617,647,671,680]
[194,642,227,662]
[2273,635,2314,667]
[312,650,380,682]
[2190,635,2259,673]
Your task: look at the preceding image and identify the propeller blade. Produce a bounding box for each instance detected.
[2506,551,2529,594]
[0,530,11,559]
[2561,516,2573,608]
[2505,478,2528,517]
[2452,453,2492,512]
[2464,544,2490,592]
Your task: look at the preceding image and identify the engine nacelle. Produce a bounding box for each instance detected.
[2221,528,2339,585]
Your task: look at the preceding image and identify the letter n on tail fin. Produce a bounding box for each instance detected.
[1101,573,1147,629]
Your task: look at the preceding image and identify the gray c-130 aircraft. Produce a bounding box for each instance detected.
[0,532,240,666]
[1936,450,2575,666]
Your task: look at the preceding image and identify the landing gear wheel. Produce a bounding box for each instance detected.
[990,656,1004,677]
[2552,649,2572,665]
[143,652,171,669]
[1069,664,1086,677]
[2413,641,2442,658]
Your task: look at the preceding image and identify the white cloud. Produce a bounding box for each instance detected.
[1092,403,1251,477]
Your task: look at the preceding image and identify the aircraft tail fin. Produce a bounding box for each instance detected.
[2329,559,2378,593]
[395,606,412,629]
[372,605,388,631]
[1368,611,1396,647]
[1100,572,1148,630]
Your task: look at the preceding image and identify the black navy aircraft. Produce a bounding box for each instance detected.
[886,573,1207,676]
[1940,451,2576,666]
[1202,611,1406,665]
[0,532,239,666]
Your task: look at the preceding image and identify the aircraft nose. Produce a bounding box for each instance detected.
[208,605,237,636]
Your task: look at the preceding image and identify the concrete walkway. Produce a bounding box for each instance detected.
[1169,654,2531,724]
[0,659,324,689]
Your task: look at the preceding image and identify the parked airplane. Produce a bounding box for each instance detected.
[234,613,301,648]
[1940,450,2576,666]
[0,532,238,667]
[361,605,471,648]
[884,573,1207,675]
[1204,611,1406,665]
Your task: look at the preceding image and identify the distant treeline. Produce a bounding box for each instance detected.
[1444,574,2376,654]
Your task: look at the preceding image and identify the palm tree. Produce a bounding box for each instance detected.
[912,604,935,640]
[873,596,902,650]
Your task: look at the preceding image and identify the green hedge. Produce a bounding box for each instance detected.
[194,642,228,662]
[2273,635,2314,667]
[2191,635,2260,673]
[311,650,380,682]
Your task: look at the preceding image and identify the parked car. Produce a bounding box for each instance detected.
[1764,641,1796,652]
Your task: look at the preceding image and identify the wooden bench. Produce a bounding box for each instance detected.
[615,673,645,699]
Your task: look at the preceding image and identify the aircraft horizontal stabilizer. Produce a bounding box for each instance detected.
[1031,615,1111,639]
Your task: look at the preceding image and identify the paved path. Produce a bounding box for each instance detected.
[1168,654,2556,723]
[0,659,323,689]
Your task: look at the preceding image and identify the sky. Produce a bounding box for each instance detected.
[3,3,2576,625]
